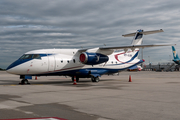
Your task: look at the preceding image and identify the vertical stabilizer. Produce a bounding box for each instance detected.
[172,46,179,59]
[131,30,143,45]
[122,29,163,46]
[122,29,164,59]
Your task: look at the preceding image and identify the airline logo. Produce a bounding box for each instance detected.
[173,51,176,57]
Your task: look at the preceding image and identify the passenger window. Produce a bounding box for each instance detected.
[73,59,75,63]
[61,60,63,63]
[67,60,69,63]
[32,54,41,59]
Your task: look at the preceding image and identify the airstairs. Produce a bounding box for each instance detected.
[165,63,175,71]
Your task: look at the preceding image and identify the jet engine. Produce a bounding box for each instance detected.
[79,52,109,65]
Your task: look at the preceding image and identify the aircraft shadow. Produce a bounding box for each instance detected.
[0,79,114,86]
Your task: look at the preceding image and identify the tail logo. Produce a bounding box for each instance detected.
[173,51,176,57]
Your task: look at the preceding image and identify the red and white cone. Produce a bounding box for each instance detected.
[129,75,132,82]
[73,76,77,85]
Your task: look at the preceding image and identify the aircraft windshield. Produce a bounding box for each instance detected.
[19,54,41,60]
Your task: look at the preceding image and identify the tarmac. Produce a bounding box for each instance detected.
[0,71,180,120]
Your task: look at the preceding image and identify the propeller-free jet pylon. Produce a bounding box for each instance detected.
[6,29,173,84]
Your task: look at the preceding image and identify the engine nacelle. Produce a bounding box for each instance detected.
[79,52,109,65]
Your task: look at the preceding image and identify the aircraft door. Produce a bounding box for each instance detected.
[48,55,55,71]
[55,55,61,71]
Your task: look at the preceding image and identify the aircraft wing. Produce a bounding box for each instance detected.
[77,44,175,55]
[78,48,88,52]
[99,44,175,50]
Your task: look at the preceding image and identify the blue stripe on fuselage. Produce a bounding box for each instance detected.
[6,58,32,70]
[6,54,52,70]
[107,51,139,66]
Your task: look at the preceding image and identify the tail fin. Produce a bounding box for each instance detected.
[122,29,164,45]
[122,29,164,59]
[172,46,179,59]
[131,30,143,45]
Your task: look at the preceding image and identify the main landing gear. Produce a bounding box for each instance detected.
[71,76,99,83]
[91,76,99,82]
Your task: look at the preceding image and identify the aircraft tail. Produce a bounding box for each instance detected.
[122,29,164,59]
[172,46,179,60]
[122,29,164,45]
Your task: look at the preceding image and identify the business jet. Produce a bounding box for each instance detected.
[6,29,173,84]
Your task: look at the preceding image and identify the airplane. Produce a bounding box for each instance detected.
[172,46,180,65]
[6,29,173,84]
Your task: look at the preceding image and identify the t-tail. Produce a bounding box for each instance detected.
[122,29,164,46]
[172,46,180,64]
[122,29,164,57]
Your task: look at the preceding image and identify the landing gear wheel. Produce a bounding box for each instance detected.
[19,79,30,85]
[19,79,25,85]
[91,76,99,82]
[24,79,30,84]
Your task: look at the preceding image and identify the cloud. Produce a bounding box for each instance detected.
[0,0,180,68]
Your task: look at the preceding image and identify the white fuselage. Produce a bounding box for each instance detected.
[6,48,142,76]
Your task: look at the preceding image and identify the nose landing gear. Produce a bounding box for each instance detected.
[19,75,31,85]
[19,79,30,85]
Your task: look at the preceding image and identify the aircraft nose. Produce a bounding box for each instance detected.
[6,68,12,74]
[6,63,15,74]
[6,60,21,74]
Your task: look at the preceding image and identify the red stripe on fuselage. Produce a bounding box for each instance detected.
[114,50,139,64]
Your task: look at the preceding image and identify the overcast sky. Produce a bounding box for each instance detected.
[0,0,180,69]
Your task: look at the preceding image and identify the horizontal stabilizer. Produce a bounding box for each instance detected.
[122,29,164,37]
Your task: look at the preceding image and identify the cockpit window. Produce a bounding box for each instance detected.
[20,54,32,59]
[19,54,41,60]
[32,54,41,59]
